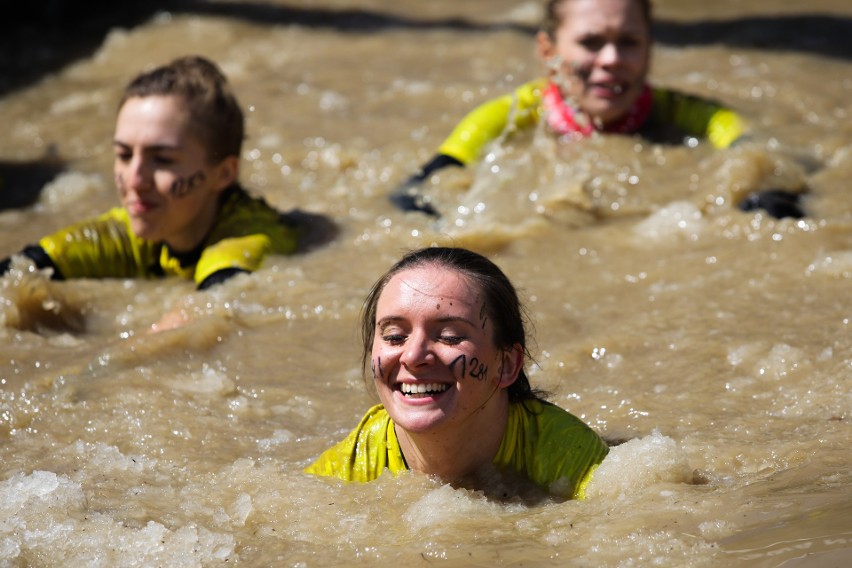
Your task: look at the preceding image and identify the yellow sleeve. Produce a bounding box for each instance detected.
[305,405,408,482]
[437,79,546,165]
[493,400,609,499]
[194,187,299,285]
[706,108,745,149]
[38,208,155,279]
[193,234,272,286]
[573,462,601,501]
[652,88,745,149]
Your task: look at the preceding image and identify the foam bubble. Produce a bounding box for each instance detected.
[806,251,852,278]
[633,201,706,242]
[39,171,106,209]
[403,484,501,531]
[0,471,236,564]
[585,432,693,499]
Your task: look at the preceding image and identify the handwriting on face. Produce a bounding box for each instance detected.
[372,352,490,383]
[448,355,489,382]
[370,264,517,400]
[169,170,207,199]
[371,356,385,381]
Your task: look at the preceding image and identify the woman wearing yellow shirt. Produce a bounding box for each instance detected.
[390,0,803,219]
[306,247,609,499]
[0,56,321,331]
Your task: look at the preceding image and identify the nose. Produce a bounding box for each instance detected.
[399,331,434,368]
[597,42,621,67]
[120,154,154,192]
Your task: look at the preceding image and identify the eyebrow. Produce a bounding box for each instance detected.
[377,315,478,329]
[112,140,183,152]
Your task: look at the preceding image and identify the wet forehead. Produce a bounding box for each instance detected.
[377,266,483,321]
[114,95,192,148]
[558,0,648,37]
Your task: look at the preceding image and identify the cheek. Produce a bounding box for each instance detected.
[168,170,209,200]
[370,356,384,382]
[626,45,651,72]
[370,342,394,381]
[557,43,592,70]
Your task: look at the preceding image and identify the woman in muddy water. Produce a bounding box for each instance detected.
[0,55,327,332]
[306,246,609,499]
[389,0,805,220]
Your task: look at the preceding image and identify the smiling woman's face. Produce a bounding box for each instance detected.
[537,0,652,126]
[370,265,516,437]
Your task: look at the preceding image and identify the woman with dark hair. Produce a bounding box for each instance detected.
[306,247,608,499]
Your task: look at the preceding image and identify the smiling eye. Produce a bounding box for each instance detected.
[618,36,642,49]
[382,334,406,345]
[579,37,605,52]
[439,335,465,345]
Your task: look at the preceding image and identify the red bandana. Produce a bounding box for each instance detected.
[542,81,653,138]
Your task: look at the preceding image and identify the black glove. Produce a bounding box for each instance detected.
[0,244,63,279]
[738,189,805,219]
[388,180,440,217]
[387,154,463,217]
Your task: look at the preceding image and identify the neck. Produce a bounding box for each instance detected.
[542,81,653,137]
[394,396,510,481]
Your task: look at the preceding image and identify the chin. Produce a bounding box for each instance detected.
[129,221,159,241]
[387,405,447,434]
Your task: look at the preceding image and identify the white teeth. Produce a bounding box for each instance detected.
[400,383,449,395]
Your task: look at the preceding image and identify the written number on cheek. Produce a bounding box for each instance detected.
[372,357,384,381]
[372,350,490,383]
[170,170,207,198]
[449,354,489,382]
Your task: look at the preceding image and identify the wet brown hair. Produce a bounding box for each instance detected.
[118,55,244,164]
[361,247,542,403]
[541,0,653,38]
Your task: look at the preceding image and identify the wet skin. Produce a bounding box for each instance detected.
[113,95,236,252]
[537,0,652,126]
[371,265,523,477]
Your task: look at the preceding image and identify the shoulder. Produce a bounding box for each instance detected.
[644,85,744,148]
[511,399,602,438]
[216,185,280,225]
[40,207,135,251]
[304,405,398,482]
[206,185,299,254]
[515,77,548,103]
[499,400,608,497]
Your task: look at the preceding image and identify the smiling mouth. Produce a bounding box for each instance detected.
[127,201,158,215]
[590,82,626,95]
[399,383,450,398]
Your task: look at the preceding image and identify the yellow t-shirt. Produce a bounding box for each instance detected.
[305,399,609,499]
[38,185,298,287]
[437,78,744,166]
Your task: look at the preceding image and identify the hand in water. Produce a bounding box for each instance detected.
[387,154,463,217]
[388,179,440,217]
[149,307,190,333]
[738,189,806,219]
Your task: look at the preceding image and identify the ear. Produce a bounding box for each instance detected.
[211,155,239,193]
[536,31,556,64]
[497,344,525,389]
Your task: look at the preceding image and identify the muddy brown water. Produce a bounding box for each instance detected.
[1,1,850,565]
